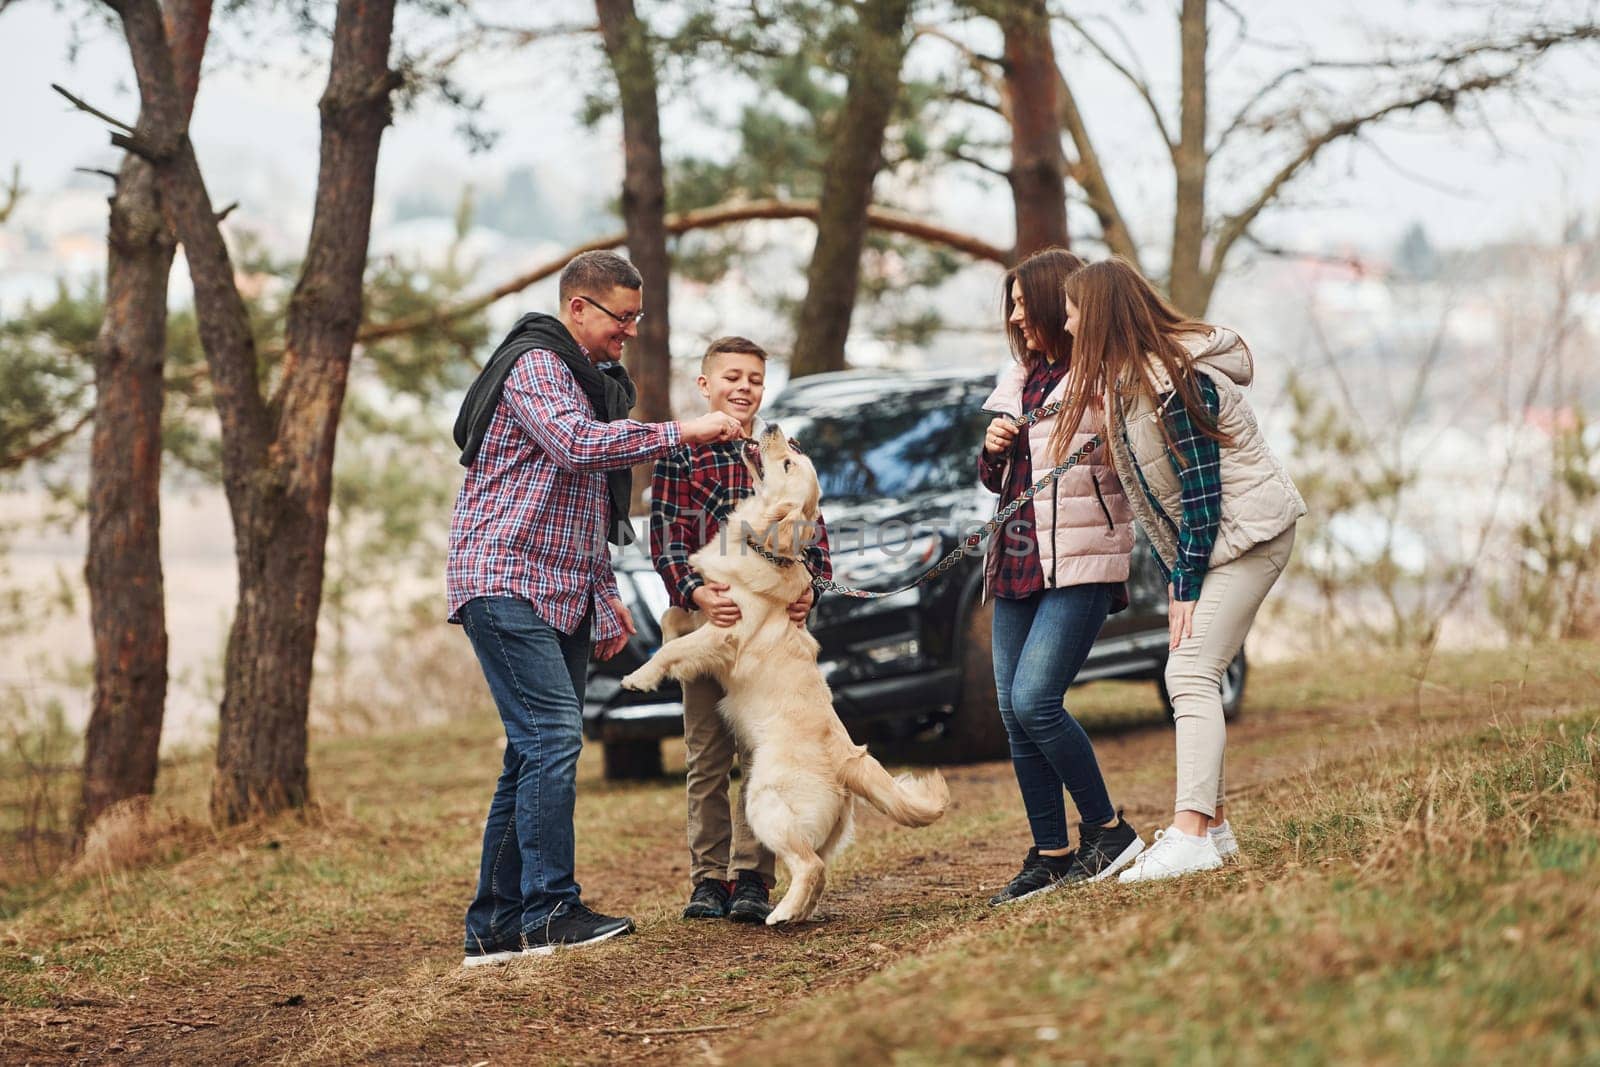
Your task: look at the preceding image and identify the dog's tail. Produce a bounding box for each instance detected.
[840,747,949,828]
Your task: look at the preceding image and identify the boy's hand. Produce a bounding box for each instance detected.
[692,582,742,627]
[680,411,744,445]
[786,585,814,627]
[983,416,1019,456]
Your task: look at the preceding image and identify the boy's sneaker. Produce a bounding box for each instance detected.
[988,847,1078,905]
[1064,811,1145,883]
[1208,820,1240,862]
[522,901,636,956]
[726,870,773,923]
[1118,826,1223,883]
[683,878,732,920]
[461,928,524,969]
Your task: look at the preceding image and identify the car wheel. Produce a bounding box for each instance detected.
[1157,649,1247,722]
[601,739,664,780]
[930,596,1010,762]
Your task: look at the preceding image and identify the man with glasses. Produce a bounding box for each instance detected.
[448,251,743,966]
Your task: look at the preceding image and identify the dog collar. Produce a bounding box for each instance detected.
[744,536,799,568]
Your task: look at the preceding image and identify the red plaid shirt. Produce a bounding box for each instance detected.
[446,347,682,640]
[650,436,833,610]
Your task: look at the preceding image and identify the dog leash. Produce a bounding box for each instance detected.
[798,401,1104,600]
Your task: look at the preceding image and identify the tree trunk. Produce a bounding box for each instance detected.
[789,0,912,379]
[105,0,400,825]
[78,0,211,841]
[211,0,400,824]
[1000,0,1067,259]
[596,0,671,514]
[1168,0,1209,315]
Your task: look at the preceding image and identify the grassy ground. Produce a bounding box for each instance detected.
[1,640,1596,1064]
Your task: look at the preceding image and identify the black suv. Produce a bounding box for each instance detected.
[584,368,1246,778]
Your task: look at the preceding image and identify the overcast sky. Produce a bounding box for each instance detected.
[4,1,1599,261]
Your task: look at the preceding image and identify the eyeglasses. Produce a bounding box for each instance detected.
[577,294,644,327]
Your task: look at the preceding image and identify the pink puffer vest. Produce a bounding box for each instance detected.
[981,359,1134,599]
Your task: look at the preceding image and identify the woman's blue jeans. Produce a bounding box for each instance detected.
[991,583,1117,850]
[458,596,592,949]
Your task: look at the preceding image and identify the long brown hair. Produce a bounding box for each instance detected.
[1002,248,1085,369]
[1048,257,1233,464]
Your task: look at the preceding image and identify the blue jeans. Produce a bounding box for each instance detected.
[992,584,1117,850]
[459,596,592,947]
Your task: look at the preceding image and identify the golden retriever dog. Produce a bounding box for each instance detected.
[621,424,950,924]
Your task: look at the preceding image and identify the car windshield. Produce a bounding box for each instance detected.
[769,386,991,504]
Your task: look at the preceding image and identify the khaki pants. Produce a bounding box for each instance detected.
[1166,525,1296,818]
[683,673,774,886]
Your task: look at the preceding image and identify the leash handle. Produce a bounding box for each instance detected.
[811,430,1104,600]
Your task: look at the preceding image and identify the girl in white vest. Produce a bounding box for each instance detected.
[1053,257,1306,882]
[978,248,1147,905]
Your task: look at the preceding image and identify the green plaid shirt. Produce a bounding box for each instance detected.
[1131,376,1222,602]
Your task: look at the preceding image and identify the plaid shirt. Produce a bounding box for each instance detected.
[651,436,833,610]
[978,357,1070,599]
[446,347,682,640]
[1133,376,1222,602]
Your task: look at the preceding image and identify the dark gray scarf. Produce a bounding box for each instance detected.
[453,313,639,546]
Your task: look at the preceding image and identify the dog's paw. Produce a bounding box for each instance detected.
[620,668,661,692]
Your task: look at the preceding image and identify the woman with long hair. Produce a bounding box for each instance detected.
[978,248,1146,905]
[1054,257,1305,882]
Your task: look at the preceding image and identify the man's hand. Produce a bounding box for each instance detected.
[1167,584,1195,651]
[595,596,637,661]
[786,585,814,627]
[691,582,742,627]
[681,411,744,445]
[983,416,1020,456]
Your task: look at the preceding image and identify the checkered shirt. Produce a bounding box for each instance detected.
[1143,375,1223,602]
[650,438,833,610]
[445,347,682,640]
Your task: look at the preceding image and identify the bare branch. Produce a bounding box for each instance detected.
[1056,66,1141,268]
[948,146,1011,179]
[0,410,94,472]
[74,167,120,182]
[1057,11,1174,152]
[51,82,137,133]
[0,163,24,221]
[355,198,1008,345]
[1214,22,1600,154]
[1205,66,1529,300]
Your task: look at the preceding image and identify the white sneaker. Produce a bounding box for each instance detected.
[1117,826,1223,883]
[1208,820,1240,862]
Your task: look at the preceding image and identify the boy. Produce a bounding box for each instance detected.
[650,336,832,923]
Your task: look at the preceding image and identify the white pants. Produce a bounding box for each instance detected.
[1166,525,1296,817]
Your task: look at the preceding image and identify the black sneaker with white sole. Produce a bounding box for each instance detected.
[988,846,1078,906]
[461,928,525,969]
[1064,810,1145,883]
[522,901,636,956]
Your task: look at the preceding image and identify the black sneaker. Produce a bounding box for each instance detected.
[988,847,1078,906]
[1064,810,1145,883]
[461,927,524,969]
[522,901,636,956]
[682,878,732,920]
[726,870,772,923]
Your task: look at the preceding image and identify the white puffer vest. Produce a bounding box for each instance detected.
[1105,329,1306,572]
[982,359,1134,598]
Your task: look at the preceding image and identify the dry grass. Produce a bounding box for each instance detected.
[716,716,1600,1066]
[1,639,1597,1065]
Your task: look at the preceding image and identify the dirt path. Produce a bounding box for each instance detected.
[9,694,1515,1065]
